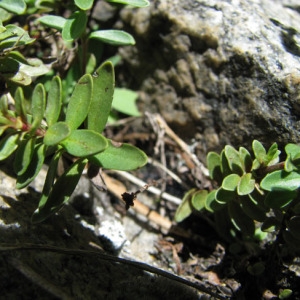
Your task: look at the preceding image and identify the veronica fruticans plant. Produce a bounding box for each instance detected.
[175,140,300,251]
[0,61,147,223]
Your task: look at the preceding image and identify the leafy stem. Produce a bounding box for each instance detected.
[0,61,148,223]
[254,161,285,178]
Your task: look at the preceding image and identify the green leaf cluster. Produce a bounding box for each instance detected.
[0,0,149,90]
[0,24,48,86]
[0,61,147,223]
[0,0,149,17]
[38,0,149,44]
[0,2,51,87]
[0,0,149,223]
[175,140,300,250]
[0,0,26,15]
[33,0,146,115]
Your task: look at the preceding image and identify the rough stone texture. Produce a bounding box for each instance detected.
[0,167,199,299]
[116,0,300,152]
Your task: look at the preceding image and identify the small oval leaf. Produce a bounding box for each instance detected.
[207,151,222,183]
[0,25,34,49]
[252,140,266,163]
[0,0,26,14]
[37,150,63,211]
[38,15,66,31]
[30,83,46,133]
[44,122,71,146]
[65,73,93,130]
[0,94,9,116]
[89,140,147,171]
[106,0,149,7]
[285,154,297,172]
[279,289,293,300]
[205,190,224,212]
[112,88,140,116]
[222,174,240,191]
[14,137,36,175]
[191,190,208,211]
[75,0,93,10]
[88,61,114,133]
[261,170,300,191]
[225,145,243,175]
[174,188,197,223]
[62,11,87,41]
[60,129,108,157]
[14,87,27,120]
[285,143,300,159]
[0,133,20,160]
[220,150,231,177]
[16,143,46,189]
[266,142,280,166]
[237,173,255,195]
[45,76,62,126]
[89,30,135,46]
[239,146,252,172]
[31,158,87,223]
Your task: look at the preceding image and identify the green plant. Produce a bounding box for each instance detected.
[108,87,141,123]
[279,289,293,299]
[0,0,149,223]
[36,0,147,80]
[175,140,300,251]
[0,61,147,223]
[0,0,149,92]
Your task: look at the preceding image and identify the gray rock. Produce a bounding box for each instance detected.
[0,168,201,299]
[117,0,300,152]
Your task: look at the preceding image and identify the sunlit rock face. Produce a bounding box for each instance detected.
[117,0,300,151]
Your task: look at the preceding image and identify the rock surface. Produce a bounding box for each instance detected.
[2,1,300,298]
[116,0,300,152]
[0,167,199,299]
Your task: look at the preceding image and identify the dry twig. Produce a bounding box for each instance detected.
[151,113,209,177]
[111,170,182,205]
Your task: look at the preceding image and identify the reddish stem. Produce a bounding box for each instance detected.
[255,161,285,177]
